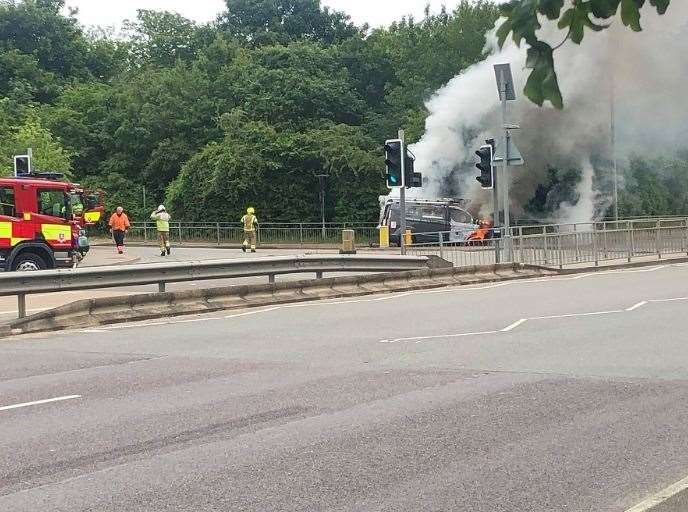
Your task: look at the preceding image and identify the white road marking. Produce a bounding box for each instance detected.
[626,301,648,311]
[225,307,280,319]
[635,265,667,272]
[650,297,688,303]
[379,330,499,344]
[175,317,223,324]
[530,310,624,321]
[0,395,82,412]
[624,474,688,512]
[501,319,528,332]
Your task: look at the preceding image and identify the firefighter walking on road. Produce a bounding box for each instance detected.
[241,207,258,253]
[150,205,171,256]
[108,206,130,254]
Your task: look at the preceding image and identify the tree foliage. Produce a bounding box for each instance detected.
[496,0,672,108]
[0,0,684,223]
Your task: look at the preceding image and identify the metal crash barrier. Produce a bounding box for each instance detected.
[0,254,430,319]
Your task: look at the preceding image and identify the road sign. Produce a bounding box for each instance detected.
[494,63,516,101]
[492,137,524,166]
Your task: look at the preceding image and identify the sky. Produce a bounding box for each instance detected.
[64,0,456,30]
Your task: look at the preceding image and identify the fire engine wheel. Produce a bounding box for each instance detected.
[12,253,47,272]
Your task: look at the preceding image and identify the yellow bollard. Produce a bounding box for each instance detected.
[403,229,413,246]
[379,225,389,248]
[340,229,357,254]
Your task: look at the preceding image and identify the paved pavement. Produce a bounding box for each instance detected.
[2,263,688,510]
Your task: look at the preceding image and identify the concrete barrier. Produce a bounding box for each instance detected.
[3,263,557,337]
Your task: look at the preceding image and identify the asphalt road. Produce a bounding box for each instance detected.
[2,263,688,511]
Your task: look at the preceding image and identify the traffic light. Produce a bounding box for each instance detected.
[405,151,423,188]
[14,155,30,176]
[384,139,403,188]
[475,143,494,189]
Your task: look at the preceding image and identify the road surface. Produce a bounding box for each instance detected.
[2,263,688,511]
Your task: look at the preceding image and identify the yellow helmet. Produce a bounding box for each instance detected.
[247,207,255,215]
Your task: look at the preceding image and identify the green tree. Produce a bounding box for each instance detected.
[219,0,359,46]
[0,112,72,175]
[122,10,215,68]
[496,0,671,108]
[167,109,381,222]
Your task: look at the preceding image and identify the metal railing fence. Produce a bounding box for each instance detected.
[408,220,688,269]
[125,222,379,247]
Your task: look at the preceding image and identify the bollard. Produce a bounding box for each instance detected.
[268,274,275,284]
[340,229,356,255]
[158,282,166,293]
[403,229,413,247]
[379,225,390,248]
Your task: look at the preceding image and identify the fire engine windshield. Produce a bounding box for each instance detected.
[37,189,69,219]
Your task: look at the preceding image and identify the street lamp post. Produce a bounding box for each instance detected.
[315,174,329,241]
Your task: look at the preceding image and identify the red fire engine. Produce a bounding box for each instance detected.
[0,173,103,271]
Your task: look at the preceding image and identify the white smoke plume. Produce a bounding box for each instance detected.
[406,2,688,223]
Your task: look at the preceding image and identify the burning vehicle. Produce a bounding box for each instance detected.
[378,197,478,246]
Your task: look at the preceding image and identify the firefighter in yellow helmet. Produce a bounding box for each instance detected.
[241,207,258,252]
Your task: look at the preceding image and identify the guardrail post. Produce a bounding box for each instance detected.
[157,282,166,293]
[268,274,275,284]
[177,222,183,245]
[557,235,563,269]
[439,232,444,260]
[573,224,579,262]
[543,232,548,265]
[299,223,304,247]
[143,222,148,242]
[316,271,324,279]
[17,293,26,319]
[216,223,221,246]
[656,220,662,260]
[593,231,599,267]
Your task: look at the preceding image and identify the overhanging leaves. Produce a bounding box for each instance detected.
[496,0,672,108]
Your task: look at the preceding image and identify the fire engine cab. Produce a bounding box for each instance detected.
[0,174,103,271]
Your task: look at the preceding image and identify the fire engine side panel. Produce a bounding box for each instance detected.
[0,218,11,247]
[12,206,34,245]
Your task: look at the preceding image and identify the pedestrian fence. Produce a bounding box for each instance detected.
[408,219,688,269]
[125,222,380,247]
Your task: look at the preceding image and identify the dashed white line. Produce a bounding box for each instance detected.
[625,474,688,512]
[530,310,624,321]
[380,330,499,344]
[0,395,82,412]
[626,301,648,312]
[501,319,528,332]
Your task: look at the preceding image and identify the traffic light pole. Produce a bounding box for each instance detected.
[500,75,512,260]
[493,172,500,263]
[398,129,407,255]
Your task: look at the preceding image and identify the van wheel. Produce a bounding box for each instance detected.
[12,253,47,271]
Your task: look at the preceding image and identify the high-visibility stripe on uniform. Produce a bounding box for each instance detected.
[41,224,71,243]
